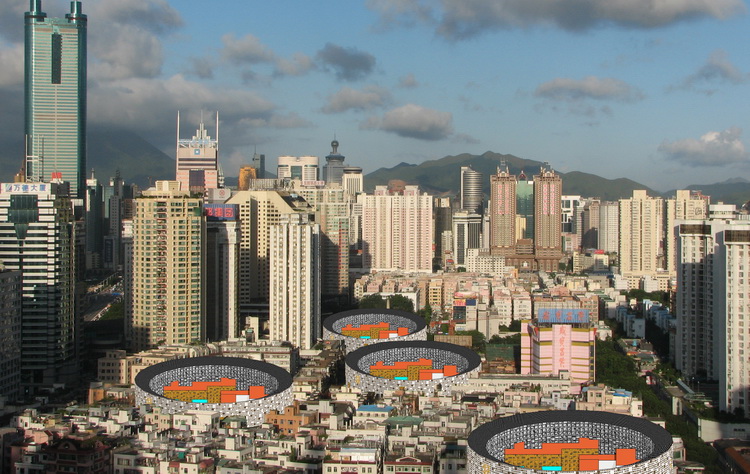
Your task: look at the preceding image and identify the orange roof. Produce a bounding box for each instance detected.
[163,378,237,391]
[505,438,600,455]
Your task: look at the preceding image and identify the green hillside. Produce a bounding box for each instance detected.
[88,129,174,187]
[364,151,655,201]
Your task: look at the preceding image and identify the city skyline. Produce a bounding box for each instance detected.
[0,0,747,191]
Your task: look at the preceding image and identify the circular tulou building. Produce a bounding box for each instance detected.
[134,356,293,426]
[323,309,428,353]
[345,340,481,395]
[467,411,673,473]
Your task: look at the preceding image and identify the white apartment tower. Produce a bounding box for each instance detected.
[598,201,619,253]
[619,190,664,283]
[677,219,750,414]
[665,190,708,275]
[360,185,433,273]
[205,207,241,341]
[295,186,351,300]
[130,181,206,351]
[269,214,321,349]
[227,190,314,307]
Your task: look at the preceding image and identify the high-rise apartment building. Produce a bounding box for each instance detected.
[665,190,708,275]
[24,0,87,198]
[295,187,350,302]
[489,165,563,272]
[453,211,482,266]
[342,167,364,197]
[277,156,319,183]
[176,113,220,193]
[130,181,205,351]
[0,182,77,391]
[205,204,240,341]
[676,218,750,413]
[226,190,314,308]
[580,199,600,250]
[84,170,102,271]
[489,166,517,251]
[360,185,433,273]
[269,214,320,349]
[598,201,619,253]
[460,166,483,214]
[434,197,452,266]
[534,168,563,272]
[0,267,22,401]
[619,190,664,285]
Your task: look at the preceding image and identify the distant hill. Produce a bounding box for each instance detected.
[364,151,656,201]
[667,179,750,207]
[88,129,174,188]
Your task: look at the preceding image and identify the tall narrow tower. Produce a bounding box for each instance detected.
[489,166,517,252]
[25,0,87,198]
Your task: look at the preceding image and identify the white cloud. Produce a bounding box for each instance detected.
[362,104,454,140]
[322,86,391,113]
[368,0,745,37]
[659,127,749,166]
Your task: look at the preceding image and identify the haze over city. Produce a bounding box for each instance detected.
[0,0,748,190]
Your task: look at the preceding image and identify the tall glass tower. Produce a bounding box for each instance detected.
[25,0,87,199]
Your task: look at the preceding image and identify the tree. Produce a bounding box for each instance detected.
[456,330,486,353]
[418,302,432,324]
[359,294,387,309]
[388,294,415,313]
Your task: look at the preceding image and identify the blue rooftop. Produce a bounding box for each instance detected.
[358,404,394,412]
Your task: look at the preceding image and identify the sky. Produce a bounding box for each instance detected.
[0,0,749,191]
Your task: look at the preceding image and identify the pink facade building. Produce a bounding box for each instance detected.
[521,308,596,394]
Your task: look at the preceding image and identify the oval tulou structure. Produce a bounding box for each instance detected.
[467,410,674,473]
[323,309,428,353]
[134,356,293,426]
[345,340,481,395]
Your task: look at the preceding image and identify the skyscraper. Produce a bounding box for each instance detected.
[489,166,517,252]
[460,166,483,214]
[269,213,321,349]
[295,186,351,302]
[130,181,205,351]
[24,0,87,198]
[0,182,77,391]
[360,185,434,273]
[619,190,664,287]
[676,218,750,414]
[176,112,220,193]
[534,167,563,272]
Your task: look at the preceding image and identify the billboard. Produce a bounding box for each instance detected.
[204,204,238,221]
[536,308,590,324]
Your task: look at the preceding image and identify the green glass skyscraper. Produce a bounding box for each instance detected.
[25,0,87,199]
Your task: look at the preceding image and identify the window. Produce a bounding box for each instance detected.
[51,32,62,84]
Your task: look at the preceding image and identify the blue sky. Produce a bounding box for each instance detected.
[1,0,749,190]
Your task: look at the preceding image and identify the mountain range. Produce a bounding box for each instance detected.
[2,132,749,205]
